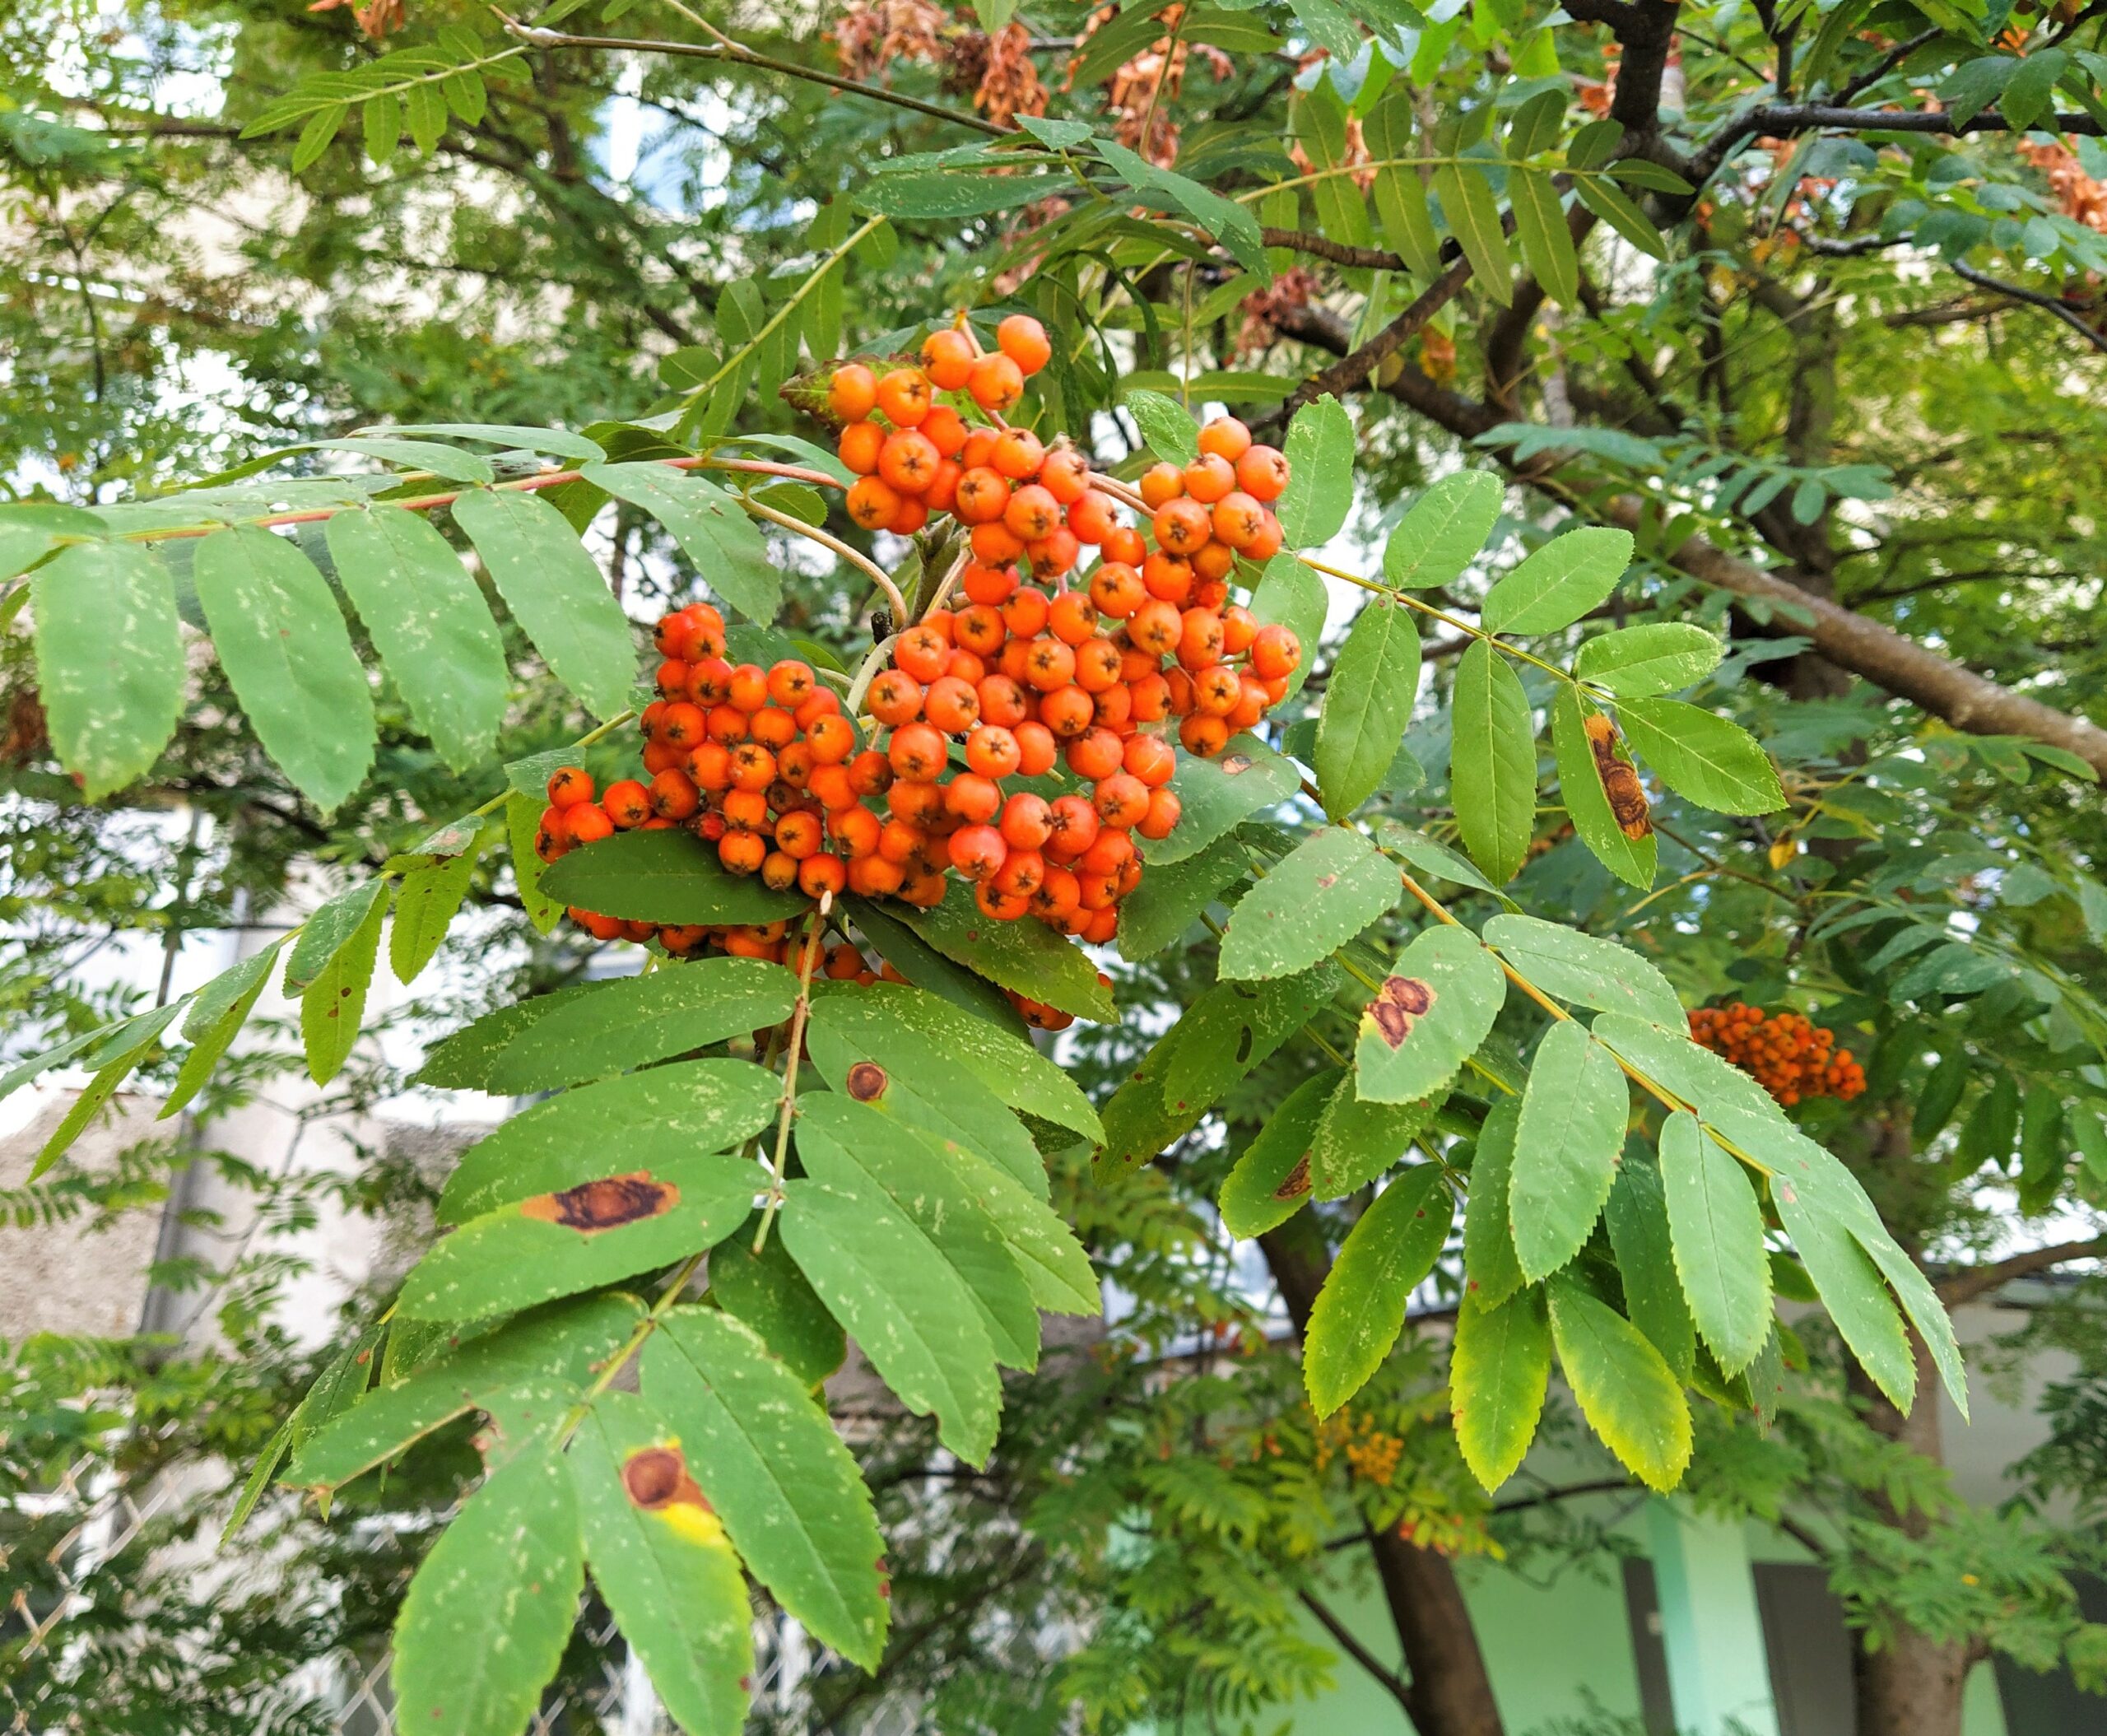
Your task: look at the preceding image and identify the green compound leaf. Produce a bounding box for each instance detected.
[453,486,637,720]
[325,505,510,773]
[778,1173,1002,1465]
[709,1217,846,1386]
[570,1392,754,1736]
[1451,638,1537,884]
[397,1152,760,1320]
[480,956,800,1094]
[1220,826,1398,981]
[1508,1022,1628,1282]
[1552,688,1656,891]
[30,539,183,798]
[1142,733,1300,867]
[795,1094,1040,1371]
[582,463,781,625]
[1604,1148,1697,1383]
[1314,599,1423,820]
[300,883,388,1087]
[1462,1096,1526,1309]
[810,980,1100,1143]
[541,827,811,926]
[507,791,563,935]
[1219,1068,1341,1239]
[1383,470,1503,592]
[286,1295,642,1489]
[194,527,375,811]
[1480,528,1631,636]
[1305,1165,1454,1416]
[1118,832,1249,961]
[1451,1286,1551,1492]
[1123,388,1200,466]
[645,1309,889,1669]
[1616,696,1784,816]
[392,1443,583,1736]
[1573,622,1723,696]
[439,1059,781,1224]
[161,940,284,1119]
[390,823,487,987]
[1658,1110,1771,1376]
[1547,1277,1693,1492]
[1354,923,1508,1105]
[899,880,1114,1021]
[1481,913,1682,1029]
[1310,1071,1445,1201]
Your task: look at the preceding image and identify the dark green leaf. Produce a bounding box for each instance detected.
[1310,1072,1444,1200]
[540,827,809,926]
[1118,832,1249,961]
[1463,1096,1526,1307]
[582,464,781,624]
[1432,162,1513,302]
[1141,733,1300,866]
[1658,1111,1770,1375]
[1314,600,1422,819]
[1450,639,1537,882]
[898,881,1114,1021]
[709,1217,846,1385]
[1354,922,1508,1104]
[1219,1068,1340,1238]
[1603,1150,1696,1382]
[1305,1166,1453,1414]
[1450,1286,1550,1491]
[1383,470,1503,590]
[1480,528,1630,636]
[1617,697,1784,815]
[1508,1022,1626,1280]
[1220,826,1397,980]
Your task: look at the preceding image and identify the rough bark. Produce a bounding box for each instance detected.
[1260,1219,1508,1736]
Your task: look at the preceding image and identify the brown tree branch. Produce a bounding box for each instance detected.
[1260,226,1408,271]
[1935,1239,2106,1306]
[1298,1590,1415,1711]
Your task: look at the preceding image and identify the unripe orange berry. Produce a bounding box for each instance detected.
[1183,453,1236,505]
[1138,462,1185,509]
[1197,414,1252,463]
[548,766,594,808]
[968,351,1025,412]
[997,312,1053,373]
[950,824,1008,882]
[1235,444,1291,502]
[829,362,878,422]
[846,475,900,529]
[878,428,941,494]
[921,328,976,390]
[992,428,1046,480]
[875,367,933,427]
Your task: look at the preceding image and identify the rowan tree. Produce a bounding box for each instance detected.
[3,0,2107,1733]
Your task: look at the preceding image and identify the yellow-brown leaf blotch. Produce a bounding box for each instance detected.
[621,1445,727,1548]
[1583,714,1653,840]
[1365,975,1437,1050]
[519,1172,680,1234]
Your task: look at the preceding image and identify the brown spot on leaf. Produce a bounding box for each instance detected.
[621,1445,710,1512]
[1220,753,1254,775]
[1316,873,1337,890]
[846,1060,888,1101]
[519,1172,679,1233]
[1366,975,1437,1049]
[1583,713,1653,840]
[1274,1154,1312,1200]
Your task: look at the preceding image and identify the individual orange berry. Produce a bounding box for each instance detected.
[1178,608,1226,671]
[1067,489,1118,545]
[1000,791,1053,849]
[534,805,570,862]
[962,561,1018,606]
[1030,865,1082,922]
[977,673,1030,729]
[878,428,942,494]
[1073,637,1123,693]
[945,771,1003,825]
[968,351,1025,412]
[1192,664,1242,716]
[1249,623,1302,681]
[839,419,886,477]
[888,496,928,536]
[603,780,651,828]
[922,401,970,457]
[894,625,951,684]
[729,742,778,793]
[1093,772,1150,829]
[1154,497,1212,554]
[807,714,856,766]
[1244,511,1285,561]
[952,604,1005,658]
[1104,524,1147,566]
[725,663,768,713]
[976,882,1034,921]
[1235,444,1291,502]
[1047,590,1100,646]
[1129,671,1172,722]
[649,769,700,820]
[1198,415,1252,463]
[1014,720,1058,776]
[886,777,944,826]
[1179,714,1230,756]
[800,854,848,898]
[719,830,768,874]
[1038,685,1092,742]
[687,656,734,706]
[847,748,893,796]
[1066,727,1124,780]
[874,366,933,427]
[829,362,878,423]
[1021,636,1077,693]
[997,312,1053,374]
[1091,561,1146,618]
[965,724,1022,779]
[1041,446,1091,504]
[830,805,881,859]
[867,670,923,728]
[888,721,947,781]
[1092,682,1133,729]
[1230,674,1268,731]
[1138,462,1185,509]
[1183,453,1236,505]
[971,521,1026,565]
[548,766,594,808]
[654,701,702,749]
[1129,598,1183,659]
[925,459,962,515]
[924,675,981,733]
[1045,794,1100,857]
[1212,492,1267,551]
[1142,551,1194,603]
[641,740,683,777]
[950,824,1008,882]
[761,850,802,892]
[921,328,976,391]
[1005,482,1062,541]
[846,475,901,530]
[1192,541,1235,585]
[992,846,1045,899]
[849,852,905,897]
[992,428,1046,480]
[654,658,691,700]
[1123,733,1175,787]
[954,465,1010,526]
[1025,527,1081,581]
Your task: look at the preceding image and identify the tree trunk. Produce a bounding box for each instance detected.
[1261,1220,1507,1736]
[1848,1310,1973,1736]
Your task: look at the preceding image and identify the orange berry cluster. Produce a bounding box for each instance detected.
[1688,1003,1866,1106]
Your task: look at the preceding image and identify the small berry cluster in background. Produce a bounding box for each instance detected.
[1688,1003,1866,1105]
